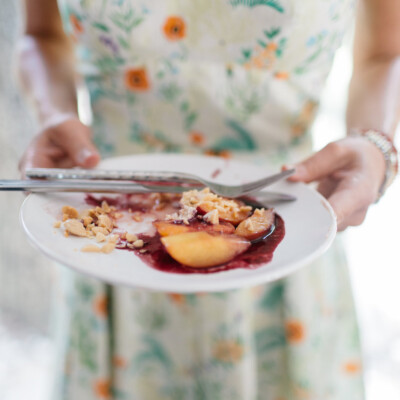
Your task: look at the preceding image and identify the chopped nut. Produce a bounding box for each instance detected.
[203,209,219,225]
[81,244,101,252]
[101,242,116,254]
[132,213,143,222]
[82,216,93,227]
[62,206,79,219]
[113,212,123,219]
[126,233,138,243]
[92,226,109,236]
[96,232,107,242]
[139,249,147,253]
[64,231,69,238]
[243,218,255,232]
[109,234,119,243]
[120,232,127,240]
[133,239,144,248]
[101,201,111,213]
[53,221,62,228]
[98,214,113,231]
[64,219,87,237]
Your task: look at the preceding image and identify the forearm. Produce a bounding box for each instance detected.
[346,56,400,138]
[15,34,78,128]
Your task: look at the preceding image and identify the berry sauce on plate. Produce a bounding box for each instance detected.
[86,193,285,274]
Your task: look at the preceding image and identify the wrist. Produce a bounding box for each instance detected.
[349,128,398,201]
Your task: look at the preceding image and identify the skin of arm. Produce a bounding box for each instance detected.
[288,0,400,231]
[17,0,99,172]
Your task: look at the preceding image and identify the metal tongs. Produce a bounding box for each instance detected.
[0,167,296,201]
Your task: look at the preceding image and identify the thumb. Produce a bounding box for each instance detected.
[283,142,350,183]
[51,119,100,168]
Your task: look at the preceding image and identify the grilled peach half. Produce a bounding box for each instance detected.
[161,231,250,268]
[235,208,275,241]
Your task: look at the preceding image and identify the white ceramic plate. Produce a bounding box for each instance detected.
[20,154,336,293]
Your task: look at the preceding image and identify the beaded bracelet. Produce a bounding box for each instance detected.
[350,128,398,201]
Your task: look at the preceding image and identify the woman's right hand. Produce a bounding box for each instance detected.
[19,117,101,177]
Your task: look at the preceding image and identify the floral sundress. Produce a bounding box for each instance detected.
[54,1,364,399]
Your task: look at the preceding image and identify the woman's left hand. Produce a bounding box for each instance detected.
[285,136,386,231]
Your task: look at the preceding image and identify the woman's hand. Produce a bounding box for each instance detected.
[285,137,386,231]
[19,117,100,176]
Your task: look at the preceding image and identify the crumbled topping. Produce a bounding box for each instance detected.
[82,216,93,227]
[166,206,196,225]
[96,232,107,242]
[109,234,119,243]
[203,209,219,225]
[132,213,143,222]
[64,219,87,237]
[101,242,116,254]
[181,188,251,217]
[101,201,111,213]
[62,206,79,221]
[98,214,113,231]
[243,217,255,232]
[126,233,138,243]
[53,221,61,228]
[133,239,144,248]
[81,244,101,253]
[253,208,265,216]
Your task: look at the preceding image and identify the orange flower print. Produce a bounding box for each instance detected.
[125,68,150,91]
[69,14,84,35]
[213,339,244,364]
[189,131,206,145]
[343,361,361,374]
[163,16,186,41]
[113,355,128,369]
[290,100,317,139]
[267,42,278,51]
[204,149,232,158]
[93,378,111,399]
[285,320,305,343]
[218,150,232,159]
[274,71,290,80]
[168,293,185,304]
[93,295,108,318]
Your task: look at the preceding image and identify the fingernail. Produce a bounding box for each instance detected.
[77,148,94,165]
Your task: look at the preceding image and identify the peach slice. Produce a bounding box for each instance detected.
[154,220,235,237]
[161,231,250,268]
[235,208,275,241]
[197,200,251,226]
[207,222,235,235]
[154,221,192,237]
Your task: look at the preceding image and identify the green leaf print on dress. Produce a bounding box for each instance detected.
[131,336,173,374]
[230,0,284,13]
[110,7,144,34]
[214,120,256,151]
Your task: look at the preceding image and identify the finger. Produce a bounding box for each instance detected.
[50,120,100,168]
[20,137,58,177]
[339,209,368,231]
[284,142,352,183]
[327,177,373,231]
